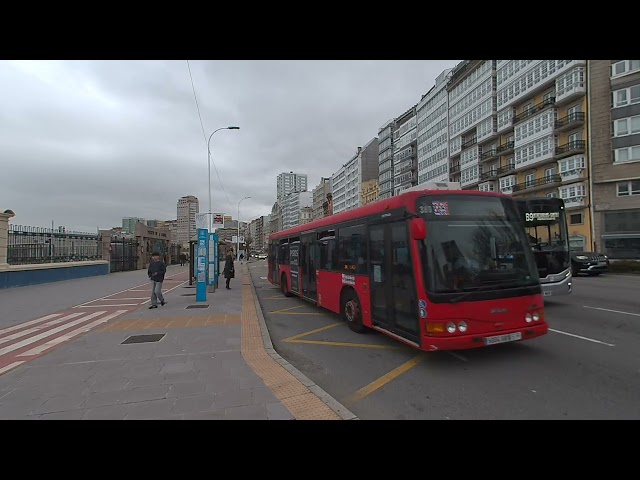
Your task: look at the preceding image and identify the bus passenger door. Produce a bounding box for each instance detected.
[302,234,318,300]
[270,243,279,284]
[368,222,420,345]
[289,242,300,295]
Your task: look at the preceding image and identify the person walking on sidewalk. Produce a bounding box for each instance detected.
[148,252,167,308]
[223,249,235,290]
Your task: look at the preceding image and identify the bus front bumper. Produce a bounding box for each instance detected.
[540,271,572,297]
[422,323,548,351]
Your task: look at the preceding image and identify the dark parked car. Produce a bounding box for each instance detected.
[571,251,609,276]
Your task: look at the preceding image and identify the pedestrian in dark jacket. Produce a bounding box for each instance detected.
[223,250,235,289]
[148,252,167,308]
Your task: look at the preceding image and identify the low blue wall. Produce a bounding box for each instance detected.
[0,261,109,289]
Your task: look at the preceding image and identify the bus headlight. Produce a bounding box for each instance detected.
[525,313,533,323]
[532,312,540,322]
[446,322,456,333]
[458,321,468,332]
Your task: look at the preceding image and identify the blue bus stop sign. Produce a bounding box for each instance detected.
[196,228,208,302]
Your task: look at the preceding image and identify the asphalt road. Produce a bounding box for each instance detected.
[249,260,640,420]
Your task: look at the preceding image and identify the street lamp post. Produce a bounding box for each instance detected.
[207,126,240,229]
[238,196,251,261]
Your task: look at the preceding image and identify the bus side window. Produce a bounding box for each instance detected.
[337,225,367,274]
[320,239,335,271]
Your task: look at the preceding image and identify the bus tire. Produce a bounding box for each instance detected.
[343,289,366,334]
[281,273,292,297]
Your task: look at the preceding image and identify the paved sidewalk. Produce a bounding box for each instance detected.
[0,263,356,420]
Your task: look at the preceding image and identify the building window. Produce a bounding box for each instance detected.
[544,90,555,101]
[546,191,558,198]
[617,180,640,196]
[525,173,535,187]
[611,60,640,78]
[568,132,582,144]
[613,85,640,108]
[570,213,583,225]
[615,146,640,163]
[544,167,556,179]
[613,115,640,137]
[567,104,580,116]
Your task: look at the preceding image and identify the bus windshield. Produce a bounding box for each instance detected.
[517,199,570,277]
[416,195,540,299]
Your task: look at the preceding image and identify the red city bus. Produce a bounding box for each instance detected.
[267,183,547,351]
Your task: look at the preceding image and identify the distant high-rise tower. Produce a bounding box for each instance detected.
[277,172,308,202]
[176,195,199,246]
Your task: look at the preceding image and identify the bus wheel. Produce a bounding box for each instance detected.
[343,290,366,333]
[281,274,292,297]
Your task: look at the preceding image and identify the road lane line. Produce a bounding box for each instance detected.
[270,305,306,314]
[0,314,62,336]
[138,280,188,304]
[0,312,84,344]
[18,310,127,357]
[583,306,640,317]
[282,323,341,342]
[549,328,615,347]
[0,311,106,356]
[77,304,140,307]
[0,361,25,375]
[94,297,149,300]
[344,354,424,405]
[288,339,402,350]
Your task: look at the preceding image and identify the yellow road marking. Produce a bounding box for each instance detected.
[269,305,307,314]
[288,339,401,350]
[283,323,341,342]
[274,312,324,316]
[343,354,425,405]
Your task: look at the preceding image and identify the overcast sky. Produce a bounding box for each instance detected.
[0,60,460,232]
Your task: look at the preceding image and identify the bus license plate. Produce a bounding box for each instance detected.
[485,332,522,346]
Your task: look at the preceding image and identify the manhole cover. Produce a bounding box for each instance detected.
[181,293,196,296]
[121,334,165,345]
[186,304,209,309]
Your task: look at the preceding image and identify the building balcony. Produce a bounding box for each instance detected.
[479,170,498,181]
[496,140,515,155]
[555,140,586,159]
[513,97,556,124]
[497,109,516,134]
[450,162,461,174]
[512,174,562,195]
[563,196,586,209]
[556,83,586,104]
[481,141,514,162]
[461,136,477,149]
[497,164,516,176]
[555,112,585,131]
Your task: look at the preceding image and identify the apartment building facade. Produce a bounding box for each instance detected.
[282,191,313,230]
[276,172,308,202]
[377,120,394,199]
[417,68,452,184]
[393,106,418,195]
[331,138,379,214]
[490,60,591,250]
[589,60,640,258]
[312,177,331,220]
[361,179,379,205]
[176,195,199,246]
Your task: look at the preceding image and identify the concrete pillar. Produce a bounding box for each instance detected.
[0,210,16,269]
[99,231,112,273]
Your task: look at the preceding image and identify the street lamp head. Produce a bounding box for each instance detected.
[227,126,240,130]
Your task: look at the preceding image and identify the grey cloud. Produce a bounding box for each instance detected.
[0,60,459,231]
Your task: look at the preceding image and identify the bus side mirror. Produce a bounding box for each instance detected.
[410,218,427,240]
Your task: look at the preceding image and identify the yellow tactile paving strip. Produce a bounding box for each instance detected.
[241,269,342,420]
[100,314,241,332]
